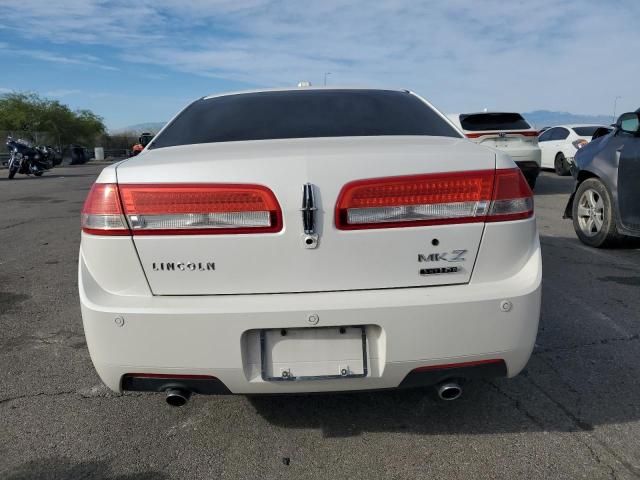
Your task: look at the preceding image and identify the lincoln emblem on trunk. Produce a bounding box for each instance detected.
[301,183,319,249]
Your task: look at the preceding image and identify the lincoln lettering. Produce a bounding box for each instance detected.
[152,262,215,271]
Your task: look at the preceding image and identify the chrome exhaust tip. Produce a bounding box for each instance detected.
[436,381,463,401]
[165,388,191,407]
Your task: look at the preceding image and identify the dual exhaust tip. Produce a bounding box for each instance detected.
[164,381,463,407]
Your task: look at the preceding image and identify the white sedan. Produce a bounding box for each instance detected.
[79,88,541,406]
[539,124,612,176]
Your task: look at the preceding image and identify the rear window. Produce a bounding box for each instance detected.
[573,126,610,137]
[459,113,531,131]
[149,90,461,149]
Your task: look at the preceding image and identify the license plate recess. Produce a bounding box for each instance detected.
[260,326,368,381]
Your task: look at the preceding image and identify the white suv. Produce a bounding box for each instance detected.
[79,88,541,406]
[448,112,541,189]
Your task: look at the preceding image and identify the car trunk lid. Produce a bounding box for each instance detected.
[115,136,496,295]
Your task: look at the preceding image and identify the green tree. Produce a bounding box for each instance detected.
[0,91,106,146]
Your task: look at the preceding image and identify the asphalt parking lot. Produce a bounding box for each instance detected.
[1,164,640,479]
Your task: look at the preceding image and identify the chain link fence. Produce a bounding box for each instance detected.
[102,148,130,160]
[0,130,134,167]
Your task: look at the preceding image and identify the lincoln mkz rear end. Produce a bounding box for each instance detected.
[78,89,541,406]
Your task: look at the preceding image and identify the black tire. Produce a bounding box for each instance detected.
[8,158,18,179]
[554,153,570,176]
[572,178,623,247]
[34,171,43,177]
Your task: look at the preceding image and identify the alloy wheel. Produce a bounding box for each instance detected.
[576,188,604,237]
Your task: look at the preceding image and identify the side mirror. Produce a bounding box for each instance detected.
[617,112,640,134]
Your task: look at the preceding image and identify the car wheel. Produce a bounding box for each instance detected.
[572,178,622,247]
[554,153,570,176]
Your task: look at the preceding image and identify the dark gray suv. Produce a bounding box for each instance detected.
[564,111,640,247]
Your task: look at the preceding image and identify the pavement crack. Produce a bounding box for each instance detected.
[1,219,34,230]
[523,371,640,479]
[534,334,640,355]
[487,377,629,479]
[0,390,76,405]
[483,380,545,429]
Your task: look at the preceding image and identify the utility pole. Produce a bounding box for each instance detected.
[612,96,622,123]
[324,72,332,86]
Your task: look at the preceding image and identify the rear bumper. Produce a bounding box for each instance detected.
[508,148,541,166]
[515,161,541,180]
[121,359,508,395]
[79,236,542,395]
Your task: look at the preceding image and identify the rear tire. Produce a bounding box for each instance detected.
[554,153,570,176]
[34,171,43,177]
[572,178,623,247]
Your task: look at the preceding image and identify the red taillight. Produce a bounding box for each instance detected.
[81,183,129,235]
[81,183,282,235]
[335,168,533,230]
[486,169,534,222]
[465,130,538,139]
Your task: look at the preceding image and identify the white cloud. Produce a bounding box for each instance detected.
[44,89,82,97]
[2,0,639,114]
[0,43,119,71]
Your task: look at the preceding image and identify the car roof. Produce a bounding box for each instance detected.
[545,124,611,130]
[453,112,523,116]
[202,86,409,100]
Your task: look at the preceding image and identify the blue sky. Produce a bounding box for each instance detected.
[1,0,638,130]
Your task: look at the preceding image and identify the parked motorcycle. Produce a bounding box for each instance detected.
[42,145,62,166]
[5,137,55,179]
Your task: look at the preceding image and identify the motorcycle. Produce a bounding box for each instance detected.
[5,137,55,179]
[42,145,62,166]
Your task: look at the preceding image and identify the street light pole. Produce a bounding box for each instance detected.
[612,96,622,123]
[324,72,332,86]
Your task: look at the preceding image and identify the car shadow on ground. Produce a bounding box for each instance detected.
[248,233,640,438]
[247,346,637,439]
[533,171,574,196]
[5,457,166,480]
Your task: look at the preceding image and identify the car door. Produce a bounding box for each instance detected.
[547,128,570,167]
[617,136,640,234]
[554,127,571,153]
[538,128,555,168]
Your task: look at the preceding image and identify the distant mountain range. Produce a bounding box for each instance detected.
[115,110,615,134]
[114,122,167,134]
